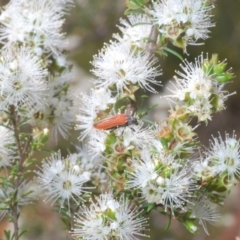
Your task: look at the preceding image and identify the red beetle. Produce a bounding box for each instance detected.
[93,114,138,130]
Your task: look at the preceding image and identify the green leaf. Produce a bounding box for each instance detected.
[162,47,184,61]
[129,0,146,7]
[18,230,27,239]
[4,230,11,240]
[129,93,136,102]
[138,104,158,118]
[142,203,155,213]
[142,118,155,125]
[164,214,172,230]
[148,103,159,111]
[159,138,169,149]
[124,8,145,15]
[140,94,149,99]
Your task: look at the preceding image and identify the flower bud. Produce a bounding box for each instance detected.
[215,72,234,83]
[182,219,198,234]
[213,62,227,74]
[174,122,195,142]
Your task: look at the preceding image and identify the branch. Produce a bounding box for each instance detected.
[146,25,158,59]
[9,105,32,240]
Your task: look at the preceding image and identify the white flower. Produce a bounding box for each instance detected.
[35,151,65,185]
[128,153,193,214]
[71,192,149,240]
[0,0,68,56]
[188,196,220,235]
[73,144,103,171]
[188,97,213,121]
[0,125,16,168]
[147,0,215,44]
[35,151,92,207]
[128,153,158,189]
[88,130,108,157]
[27,69,78,139]
[193,158,216,181]
[48,86,78,140]
[47,171,90,206]
[76,88,116,140]
[0,46,47,112]
[114,14,153,49]
[167,54,230,121]
[71,144,108,189]
[91,41,161,93]
[207,132,240,182]
[115,122,156,150]
[173,55,213,100]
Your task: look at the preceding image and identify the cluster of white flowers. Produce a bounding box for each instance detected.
[0,0,238,239]
[0,0,79,139]
[71,192,149,240]
[27,68,79,139]
[0,0,67,57]
[193,133,240,184]
[147,0,215,49]
[70,145,108,189]
[91,41,162,94]
[0,46,47,111]
[114,15,153,49]
[72,0,235,237]
[35,151,94,207]
[76,0,217,145]
[128,149,193,214]
[168,54,232,121]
